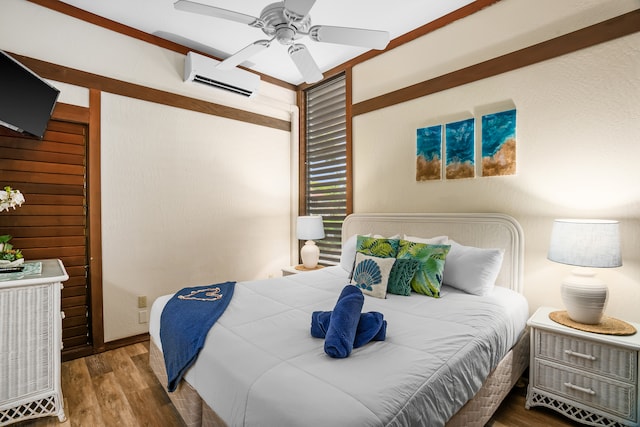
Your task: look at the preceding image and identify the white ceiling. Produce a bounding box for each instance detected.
[59,0,476,85]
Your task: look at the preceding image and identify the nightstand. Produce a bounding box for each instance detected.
[526,306,640,427]
[282,265,324,276]
[0,259,69,424]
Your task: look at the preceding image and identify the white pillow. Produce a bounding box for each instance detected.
[442,240,505,296]
[403,234,448,244]
[339,234,368,272]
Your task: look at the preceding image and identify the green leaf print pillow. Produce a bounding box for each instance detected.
[397,239,450,298]
[356,235,399,258]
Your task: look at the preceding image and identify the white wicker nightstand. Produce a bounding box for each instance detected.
[0,259,69,426]
[526,306,640,427]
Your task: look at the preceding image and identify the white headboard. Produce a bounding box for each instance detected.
[342,213,524,293]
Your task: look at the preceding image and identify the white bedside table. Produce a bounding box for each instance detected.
[282,265,324,276]
[0,259,69,425]
[526,306,640,427]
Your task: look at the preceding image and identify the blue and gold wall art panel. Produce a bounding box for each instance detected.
[445,118,475,180]
[416,125,442,181]
[481,109,516,176]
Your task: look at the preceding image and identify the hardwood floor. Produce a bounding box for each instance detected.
[13,341,582,427]
[487,382,584,427]
[13,341,185,427]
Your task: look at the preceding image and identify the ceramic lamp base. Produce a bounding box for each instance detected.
[561,268,608,325]
[300,240,320,269]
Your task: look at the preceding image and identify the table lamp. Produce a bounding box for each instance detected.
[547,219,621,324]
[296,215,325,269]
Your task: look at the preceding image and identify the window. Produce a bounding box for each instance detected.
[303,74,348,265]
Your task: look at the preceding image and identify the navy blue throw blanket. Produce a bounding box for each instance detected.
[323,285,364,358]
[160,281,235,392]
[311,311,386,347]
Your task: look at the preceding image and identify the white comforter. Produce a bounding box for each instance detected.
[150,266,528,427]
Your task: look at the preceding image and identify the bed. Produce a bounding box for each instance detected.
[149,213,530,427]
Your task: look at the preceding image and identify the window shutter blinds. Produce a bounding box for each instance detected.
[305,75,346,265]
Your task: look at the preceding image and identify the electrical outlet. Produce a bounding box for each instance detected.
[138,310,148,324]
[138,295,147,308]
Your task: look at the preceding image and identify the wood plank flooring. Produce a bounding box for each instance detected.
[13,341,582,427]
[13,341,185,427]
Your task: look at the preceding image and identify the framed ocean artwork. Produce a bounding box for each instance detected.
[416,125,442,181]
[481,109,516,176]
[445,118,475,179]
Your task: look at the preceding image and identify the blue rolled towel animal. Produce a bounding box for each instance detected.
[311,311,386,347]
[324,285,364,358]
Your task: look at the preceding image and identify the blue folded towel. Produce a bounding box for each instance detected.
[324,285,364,358]
[311,311,386,347]
[160,281,235,392]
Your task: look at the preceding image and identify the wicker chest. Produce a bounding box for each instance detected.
[526,306,640,427]
[0,259,68,426]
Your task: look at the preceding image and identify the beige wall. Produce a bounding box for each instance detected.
[1,0,297,341]
[352,0,640,322]
[99,94,292,341]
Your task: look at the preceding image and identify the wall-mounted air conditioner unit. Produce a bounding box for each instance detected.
[184,51,260,98]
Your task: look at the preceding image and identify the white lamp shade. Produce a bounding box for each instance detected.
[548,219,621,324]
[296,216,325,241]
[548,219,621,268]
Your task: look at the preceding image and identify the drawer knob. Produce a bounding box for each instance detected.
[564,382,596,395]
[564,349,596,361]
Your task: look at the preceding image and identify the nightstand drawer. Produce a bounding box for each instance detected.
[535,329,637,383]
[534,359,637,421]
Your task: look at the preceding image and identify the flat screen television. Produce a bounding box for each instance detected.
[0,50,60,139]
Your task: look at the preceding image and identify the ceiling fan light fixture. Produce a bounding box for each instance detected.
[275,26,296,45]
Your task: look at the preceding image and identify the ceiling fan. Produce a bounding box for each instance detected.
[174,0,391,83]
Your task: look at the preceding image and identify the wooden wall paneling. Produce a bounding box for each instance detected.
[88,88,105,354]
[296,88,306,216]
[344,68,353,216]
[0,104,94,360]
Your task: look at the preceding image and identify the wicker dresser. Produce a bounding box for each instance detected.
[0,259,68,426]
[526,306,640,427]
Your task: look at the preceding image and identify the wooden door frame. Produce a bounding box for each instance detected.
[51,95,105,356]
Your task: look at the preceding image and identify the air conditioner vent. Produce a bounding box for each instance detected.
[193,74,254,97]
[184,52,260,98]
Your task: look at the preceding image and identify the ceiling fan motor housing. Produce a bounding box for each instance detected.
[260,2,310,45]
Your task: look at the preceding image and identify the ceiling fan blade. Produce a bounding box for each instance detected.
[217,40,270,70]
[288,44,323,84]
[174,0,261,27]
[283,0,316,19]
[154,31,257,67]
[309,25,390,50]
